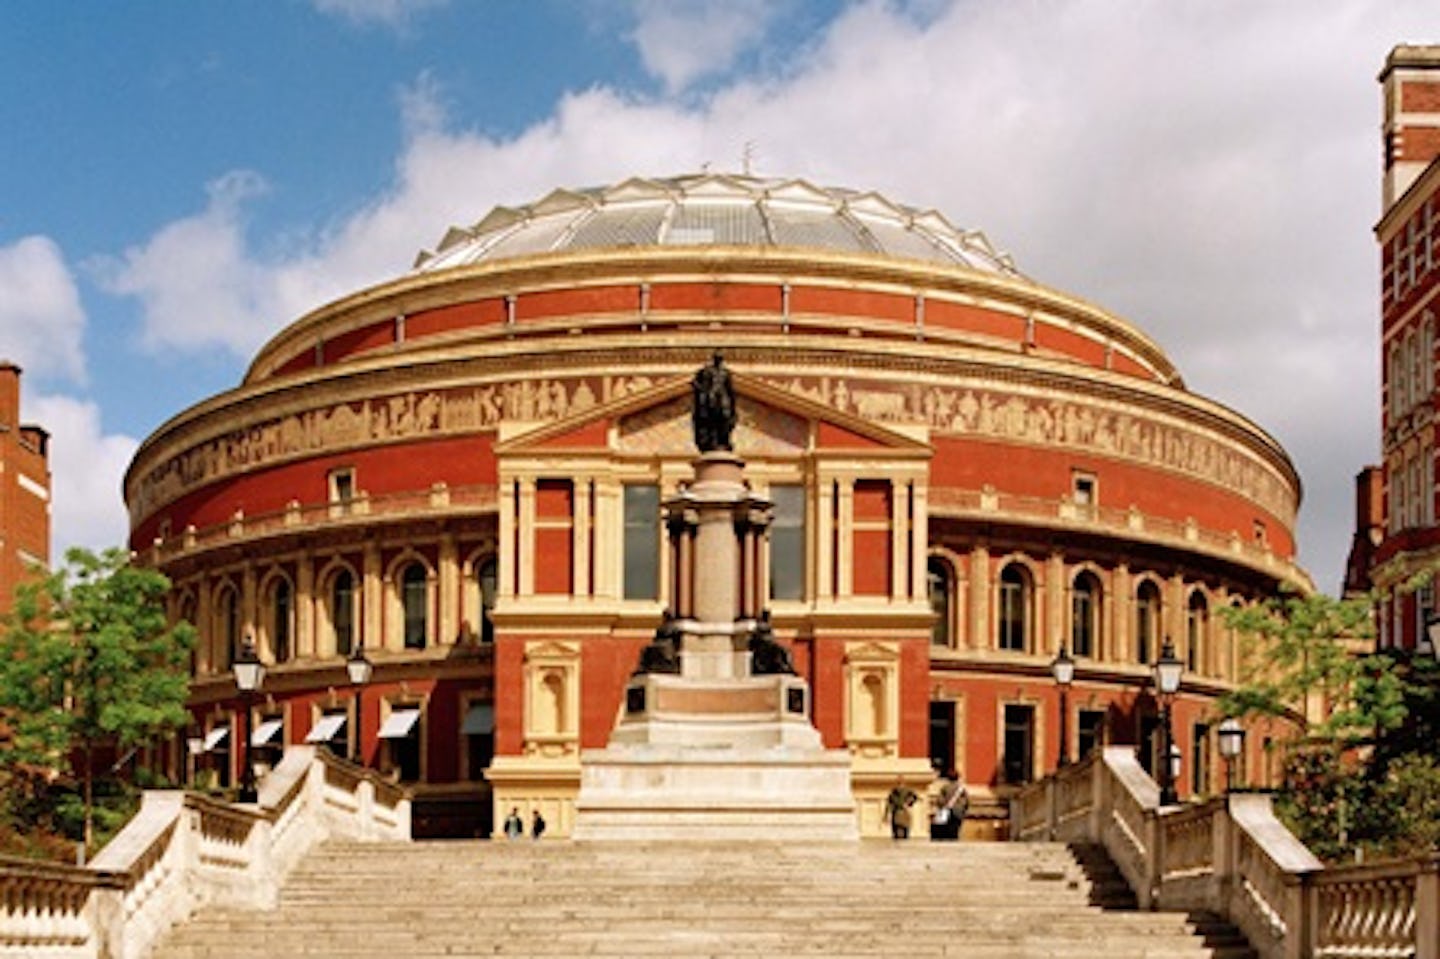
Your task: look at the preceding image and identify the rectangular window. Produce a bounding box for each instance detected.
[329,468,355,503]
[770,484,806,601]
[623,484,660,600]
[1077,709,1106,760]
[1071,471,1097,507]
[1002,704,1035,784]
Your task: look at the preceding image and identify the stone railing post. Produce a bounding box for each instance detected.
[1418,855,1440,959]
[358,779,376,841]
[1091,753,1110,840]
[1212,797,1235,914]
[1143,808,1162,910]
[1284,875,1311,959]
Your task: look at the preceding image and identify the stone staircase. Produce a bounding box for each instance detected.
[152,839,1256,958]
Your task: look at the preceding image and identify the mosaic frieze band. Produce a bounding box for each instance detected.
[128,372,1295,525]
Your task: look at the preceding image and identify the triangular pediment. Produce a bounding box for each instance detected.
[496,371,931,459]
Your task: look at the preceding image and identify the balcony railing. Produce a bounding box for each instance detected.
[929,486,1308,586]
[147,483,499,563]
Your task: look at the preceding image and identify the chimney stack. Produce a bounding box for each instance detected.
[1381,45,1440,213]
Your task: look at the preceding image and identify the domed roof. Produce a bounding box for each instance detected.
[413,173,1025,278]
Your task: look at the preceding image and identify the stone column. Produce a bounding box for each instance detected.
[196,577,213,675]
[439,534,459,645]
[1113,563,1132,663]
[969,544,989,651]
[297,552,315,659]
[1047,552,1066,654]
[363,543,384,652]
[498,481,516,598]
[890,479,906,601]
[573,478,592,598]
[837,479,854,597]
[910,482,928,602]
[242,564,259,657]
[517,479,536,596]
[817,479,835,601]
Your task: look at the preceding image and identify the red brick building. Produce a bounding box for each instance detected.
[126,174,1304,836]
[0,362,50,615]
[1359,46,1440,646]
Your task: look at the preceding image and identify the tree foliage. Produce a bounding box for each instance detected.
[1218,584,1440,861]
[0,547,194,851]
[1216,587,1404,743]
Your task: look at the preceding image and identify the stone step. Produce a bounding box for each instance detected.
[150,840,1257,959]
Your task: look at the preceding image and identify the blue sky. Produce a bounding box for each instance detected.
[1,0,1435,593]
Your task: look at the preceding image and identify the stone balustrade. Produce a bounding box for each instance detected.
[1011,746,1440,959]
[0,746,409,959]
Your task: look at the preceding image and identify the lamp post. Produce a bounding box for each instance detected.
[1152,636,1183,806]
[231,635,266,803]
[346,644,373,766]
[1217,716,1245,794]
[1051,643,1075,769]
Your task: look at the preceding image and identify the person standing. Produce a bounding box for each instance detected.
[531,809,547,841]
[931,770,968,841]
[884,778,918,840]
[503,807,524,840]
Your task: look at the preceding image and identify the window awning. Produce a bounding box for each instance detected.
[461,703,494,736]
[202,726,230,751]
[379,708,421,739]
[305,713,347,743]
[251,718,284,747]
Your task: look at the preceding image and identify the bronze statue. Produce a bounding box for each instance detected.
[748,609,795,676]
[691,352,737,452]
[633,608,683,675]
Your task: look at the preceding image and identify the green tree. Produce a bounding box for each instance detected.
[0,547,194,853]
[1216,587,1404,743]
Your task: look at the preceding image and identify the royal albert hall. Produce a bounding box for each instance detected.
[125,174,1307,839]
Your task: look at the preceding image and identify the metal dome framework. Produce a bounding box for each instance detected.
[413,174,1024,278]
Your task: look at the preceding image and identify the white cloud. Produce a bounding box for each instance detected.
[311,0,448,28]
[101,0,1433,591]
[627,0,781,94]
[95,170,279,357]
[0,235,86,383]
[27,393,137,555]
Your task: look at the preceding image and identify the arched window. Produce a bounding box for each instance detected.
[1135,580,1161,664]
[1186,591,1208,673]
[1072,571,1102,658]
[272,579,292,664]
[402,563,428,650]
[478,557,498,644]
[215,585,240,670]
[997,564,1030,652]
[928,558,952,647]
[332,570,355,657]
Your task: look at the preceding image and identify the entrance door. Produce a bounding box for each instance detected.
[1003,704,1035,784]
[929,700,956,774]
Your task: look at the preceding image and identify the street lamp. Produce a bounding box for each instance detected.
[1050,643,1075,769]
[1217,716,1245,793]
[346,644,373,766]
[1152,636,1183,806]
[231,635,266,803]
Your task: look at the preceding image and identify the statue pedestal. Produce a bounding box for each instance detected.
[572,674,858,841]
[572,440,857,841]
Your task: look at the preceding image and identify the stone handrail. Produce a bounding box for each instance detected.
[0,746,410,959]
[1011,746,1438,959]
